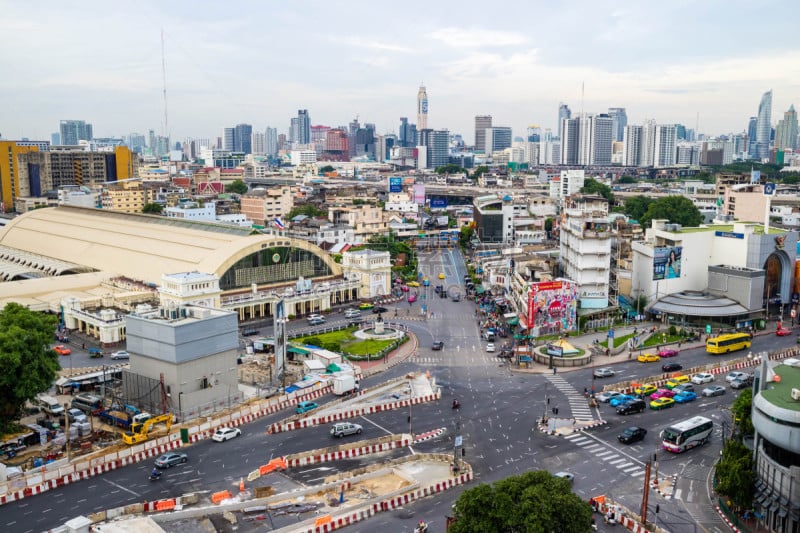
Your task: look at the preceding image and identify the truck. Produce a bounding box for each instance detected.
[37,395,65,416]
[122,413,173,445]
[98,409,133,429]
[332,374,360,396]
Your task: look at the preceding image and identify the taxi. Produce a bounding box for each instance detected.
[358,302,374,310]
[637,353,660,363]
[634,383,658,396]
[649,397,676,410]
[438,272,446,279]
[54,345,72,356]
[407,281,420,287]
[665,375,690,389]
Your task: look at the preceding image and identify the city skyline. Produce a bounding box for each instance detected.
[2,1,800,143]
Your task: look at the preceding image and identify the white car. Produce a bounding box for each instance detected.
[486,343,496,352]
[110,350,130,360]
[306,314,323,322]
[212,427,241,442]
[726,371,747,383]
[691,372,714,384]
[597,390,622,403]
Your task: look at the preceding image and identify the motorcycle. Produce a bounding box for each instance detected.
[414,521,429,533]
[452,400,460,410]
[149,470,162,481]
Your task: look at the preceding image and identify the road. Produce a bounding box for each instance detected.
[22,247,786,531]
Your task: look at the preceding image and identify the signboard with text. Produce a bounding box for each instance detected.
[653,246,682,280]
[388,177,403,193]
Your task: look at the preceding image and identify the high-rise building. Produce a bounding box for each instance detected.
[51,133,61,146]
[560,116,580,165]
[251,132,265,154]
[310,125,329,143]
[127,133,146,154]
[622,125,643,167]
[774,105,798,151]
[265,127,278,156]
[223,128,235,151]
[485,126,512,153]
[557,103,571,140]
[607,108,627,142]
[59,120,93,145]
[676,124,687,141]
[590,114,613,165]
[234,123,253,154]
[398,117,417,148]
[418,129,449,169]
[289,118,299,144]
[653,124,677,167]
[561,114,613,166]
[755,90,772,160]
[417,86,428,130]
[474,115,492,153]
[297,109,311,145]
[747,117,758,156]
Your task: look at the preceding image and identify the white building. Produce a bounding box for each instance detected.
[341,249,391,298]
[559,195,612,309]
[165,201,216,221]
[549,169,585,199]
[290,150,317,165]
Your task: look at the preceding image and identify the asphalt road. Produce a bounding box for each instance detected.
[25,248,789,532]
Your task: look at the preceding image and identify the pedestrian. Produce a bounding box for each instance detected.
[605,348,610,357]
[553,366,557,375]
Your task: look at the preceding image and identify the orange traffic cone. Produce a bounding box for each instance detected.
[239,477,245,492]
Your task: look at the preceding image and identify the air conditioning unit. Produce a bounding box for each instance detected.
[792,388,800,401]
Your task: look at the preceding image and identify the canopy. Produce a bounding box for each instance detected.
[475,286,485,294]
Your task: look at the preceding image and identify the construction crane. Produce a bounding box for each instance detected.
[122,413,173,445]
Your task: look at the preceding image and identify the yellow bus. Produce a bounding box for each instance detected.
[705,333,751,354]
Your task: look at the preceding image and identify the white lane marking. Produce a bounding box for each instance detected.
[102,478,140,498]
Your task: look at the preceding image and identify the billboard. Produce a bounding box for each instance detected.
[388,177,403,193]
[430,197,448,208]
[413,184,426,204]
[526,279,578,334]
[653,246,682,280]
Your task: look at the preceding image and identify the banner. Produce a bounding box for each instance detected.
[653,246,682,280]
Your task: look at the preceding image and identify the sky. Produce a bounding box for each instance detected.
[2,0,800,144]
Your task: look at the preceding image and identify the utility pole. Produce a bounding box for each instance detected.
[64,403,71,462]
[640,460,651,525]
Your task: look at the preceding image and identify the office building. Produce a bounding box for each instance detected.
[251,132,265,154]
[557,103,571,140]
[59,120,93,146]
[234,124,252,154]
[474,115,492,153]
[653,124,678,167]
[297,109,311,145]
[774,105,798,151]
[485,126,512,153]
[561,114,612,166]
[608,108,627,142]
[755,90,773,160]
[223,128,235,151]
[623,125,643,167]
[747,116,758,156]
[310,125,329,143]
[399,117,416,148]
[417,86,428,130]
[265,127,278,156]
[418,129,449,169]
[549,169,585,200]
[51,133,61,146]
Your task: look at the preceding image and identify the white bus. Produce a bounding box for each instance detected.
[661,416,714,453]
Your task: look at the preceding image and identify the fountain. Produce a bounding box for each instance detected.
[353,313,405,340]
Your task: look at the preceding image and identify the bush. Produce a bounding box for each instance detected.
[669,325,677,336]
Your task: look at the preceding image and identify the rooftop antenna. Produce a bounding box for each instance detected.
[161,29,169,145]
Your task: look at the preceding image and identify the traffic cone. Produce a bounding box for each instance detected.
[239,477,245,492]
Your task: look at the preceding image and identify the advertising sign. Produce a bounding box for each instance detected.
[430,197,447,208]
[412,184,426,204]
[546,343,564,357]
[388,177,403,193]
[526,279,578,334]
[653,246,682,280]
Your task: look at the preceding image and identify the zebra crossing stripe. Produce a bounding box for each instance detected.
[594,451,615,458]
[622,466,642,473]
[602,454,620,461]
[608,458,628,465]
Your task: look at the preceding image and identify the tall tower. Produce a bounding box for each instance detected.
[607,108,627,142]
[297,109,311,145]
[775,105,798,151]
[417,86,428,131]
[755,90,772,160]
[557,103,571,140]
[474,115,492,153]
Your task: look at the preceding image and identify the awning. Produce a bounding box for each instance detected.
[475,286,485,294]
[507,317,519,326]
[288,346,312,355]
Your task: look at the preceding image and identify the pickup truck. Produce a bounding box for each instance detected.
[88,348,103,358]
[98,409,132,429]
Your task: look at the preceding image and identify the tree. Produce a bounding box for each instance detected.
[435,164,466,175]
[0,303,60,433]
[471,165,489,179]
[623,195,654,222]
[459,226,474,248]
[287,204,327,219]
[319,165,335,174]
[580,178,613,202]
[731,388,754,436]
[449,471,593,533]
[618,175,637,184]
[225,179,248,195]
[142,203,163,214]
[715,438,755,511]
[639,196,703,229]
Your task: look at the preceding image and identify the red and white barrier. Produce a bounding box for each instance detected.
[286,436,413,467]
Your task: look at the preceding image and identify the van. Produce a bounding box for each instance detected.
[482,330,495,342]
[344,308,361,319]
[308,317,326,326]
[71,394,103,414]
[132,412,153,424]
[38,395,65,416]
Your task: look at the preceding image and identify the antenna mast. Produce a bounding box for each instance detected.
[161,29,169,145]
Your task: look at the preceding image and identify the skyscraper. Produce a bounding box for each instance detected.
[653,124,677,167]
[755,90,772,160]
[474,115,492,153]
[622,125,643,166]
[59,120,93,145]
[774,105,798,151]
[399,117,416,148]
[557,103,571,140]
[234,123,252,154]
[251,131,265,154]
[223,128,235,151]
[418,129,449,169]
[560,116,580,165]
[265,127,278,156]
[607,108,627,142]
[485,126,512,153]
[417,86,428,130]
[297,109,311,145]
[747,117,758,156]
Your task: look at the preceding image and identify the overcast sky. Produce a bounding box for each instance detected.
[2,0,799,144]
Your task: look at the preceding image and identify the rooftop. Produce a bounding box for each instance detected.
[761,362,800,413]
[675,224,787,235]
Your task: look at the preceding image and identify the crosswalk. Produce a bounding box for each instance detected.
[562,432,647,478]
[545,375,594,422]
[409,354,508,366]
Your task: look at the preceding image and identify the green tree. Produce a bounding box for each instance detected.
[287,204,327,219]
[471,165,489,179]
[449,471,593,533]
[715,438,756,511]
[319,165,335,174]
[639,196,703,229]
[623,195,654,222]
[731,388,754,436]
[580,178,613,202]
[618,175,637,184]
[0,303,60,433]
[142,203,163,214]
[225,179,249,195]
[459,226,475,248]
[781,174,800,185]
[632,294,649,315]
[435,164,466,175]
[544,217,554,234]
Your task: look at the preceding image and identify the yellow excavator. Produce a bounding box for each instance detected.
[122,413,173,445]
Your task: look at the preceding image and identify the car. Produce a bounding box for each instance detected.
[731,374,754,389]
[110,350,130,360]
[450,294,462,302]
[347,316,364,326]
[344,309,361,318]
[725,371,747,384]
[637,353,660,363]
[438,273,446,279]
[554,471,574,483]
[498,349,513,359]
[407,281,420,287]
[308,317,326,326]
[434,285,444,294]
[658,348,679,358]
[776,327,792,336]
[673,383,695,394]
[665,375,690,389]
[407,294,418,303]
[306,314,323,322]
[53,345,71,356]
[432,341,444,351]
[330,422,363,438]
[241,328,259,336]
[154,452,188,468]
[486,343,496,352]
[212,427,241,442]
[597,390,622,403]
[593,367,615,378]
[616,399,647,415]
[372,306,388,314]
[650,397,676,410]
[702,385,726,397]
[673,391,698,403]
[634,383,657,396]
[691,372,715,384]
[400,285,410,292]
[610,394,636,407]
[88,347,104,358]
[295,401,319,414]
[618,426,647,444]
[63,408,88,424]
[649,388,676,400]
[661,362,683,372]
[358,302,374,310]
